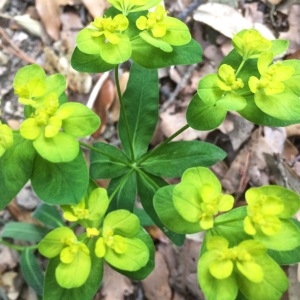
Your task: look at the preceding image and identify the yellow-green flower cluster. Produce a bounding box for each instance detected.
[39,187,151,289]
[217,64,244,91]
[91,14,129,44]
[13,64,100,163]
[173,167,234,230]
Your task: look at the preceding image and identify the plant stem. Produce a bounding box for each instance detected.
[0,239,38,251]
[136,123,190,165]
[235,59,247,77]
[115,65,135,160]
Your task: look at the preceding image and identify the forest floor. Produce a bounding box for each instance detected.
[1,0,300,299]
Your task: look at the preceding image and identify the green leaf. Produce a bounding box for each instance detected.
[38,227,75,258]
[198,250,239,300]
[104,236,149,271]
[1,222,49,242]
[198,74,223,105]
[104,210,140,236]
[131,38,202,68]
[110,227,155,280]
[134,207,155,226]
[254,219,300,251]
[254,90,300,121]
[62,102,100,137]
[238,94,300,126]
[33,132,80,163]
[43,239,104,300]
[237,255,288,300]
[20,248,44,296]
[268,245,300,265]
[207,207,250,248]
[32,203,64,228]
[187,94,227,130]
[90,142,131,179]
[270,39,289,56]
[71,47,116,73]
[31,151,89,205]
[153,185,200,233]
[107,172,137,211]
[136,171,185,246]
[56,244,91,288]
[0,132,36,209]
[118,62,158,159]
[140,141,226,178]
[216,92,246,111]
[45,74,66,97]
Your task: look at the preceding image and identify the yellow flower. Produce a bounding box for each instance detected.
[91,14,129,44]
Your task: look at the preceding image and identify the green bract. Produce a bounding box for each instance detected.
[0,122,13,157]
[62,187,109,228]
[244,185,300,250]
[38,227,91,288]
[232,29,272,60]
[136,5,191,52]
[198,236,288,300]
[248,52,300,120]
[14,64,66,107]
[108,0,161,15]
[76,14,131,65]
[14,64,100,163]
[95,210,149,271]
[173,167,234,230]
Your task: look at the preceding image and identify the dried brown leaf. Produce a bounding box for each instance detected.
[142,252,172,300]
[35,0,80,40]
[81,0,109,18]
[101,264,134,300]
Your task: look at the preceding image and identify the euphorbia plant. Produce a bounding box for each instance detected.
[1,1,300,299]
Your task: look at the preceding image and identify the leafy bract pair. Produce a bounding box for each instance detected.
[13,64,100,163]
[187,29,300,131]
[74,3,194,68]
[39,187,152,289]
[153,166,300,300]
[198,236,288,300]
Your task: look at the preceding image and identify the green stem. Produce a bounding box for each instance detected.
[0,239,38,251]
[115,65,135,160]
[235,59,247,77]
[136,123,190,165]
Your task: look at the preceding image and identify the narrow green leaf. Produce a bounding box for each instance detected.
[133,208,155,227]
[32,204,64,228]
[0,132,36,209]
[118,62,159,159]
[43,239,104,300]
[107,171,137,211]
[71,47,116,73]
[90,142,131,179]
[1,222,49,242]
[131,38,202,68]
[31,151,89,205]
[20,249,44,296]
[136,171,185,246]
[140,141,226,177]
